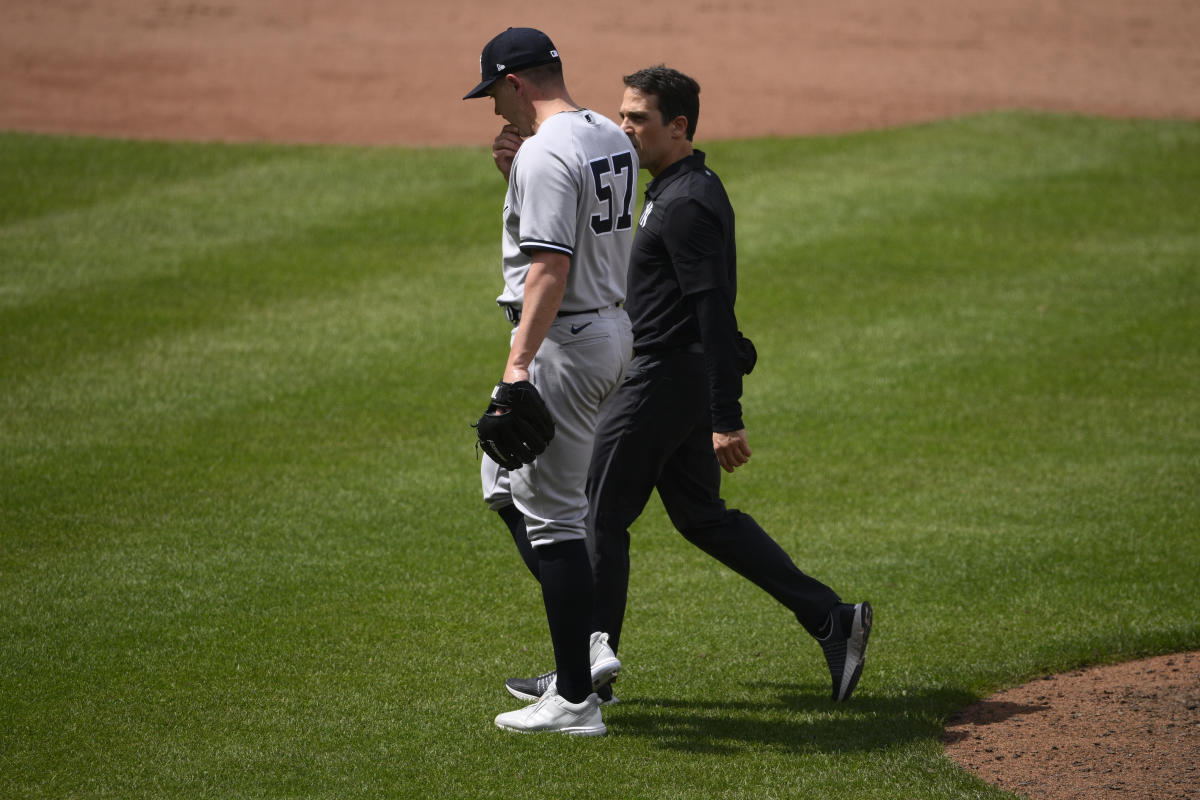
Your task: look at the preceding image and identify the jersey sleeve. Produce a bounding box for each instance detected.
[511,141,579,257]
[660,197,730,296]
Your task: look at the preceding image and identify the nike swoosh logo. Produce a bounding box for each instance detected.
[570,322,593,335]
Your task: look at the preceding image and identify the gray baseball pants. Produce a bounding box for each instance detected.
[482,305,632,546]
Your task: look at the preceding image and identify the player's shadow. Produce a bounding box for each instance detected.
[940,699,1051,744]
[607,681,975,754]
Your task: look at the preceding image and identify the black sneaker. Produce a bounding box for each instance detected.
[819,601,872,701]
[505,669,556,703]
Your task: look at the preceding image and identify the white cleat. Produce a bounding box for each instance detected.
[588,631,621,688]
[494,685,606,736]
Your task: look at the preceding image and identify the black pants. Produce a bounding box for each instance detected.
[587,350,841,654]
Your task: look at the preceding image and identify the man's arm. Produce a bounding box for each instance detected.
[691,289,752,473]
[664,195,750,473]
[503,250,569,383]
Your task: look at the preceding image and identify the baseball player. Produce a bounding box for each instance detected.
[505,66,872,706]
[464,27,637,735]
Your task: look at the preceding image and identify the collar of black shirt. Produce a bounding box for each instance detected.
[646,149,708,198]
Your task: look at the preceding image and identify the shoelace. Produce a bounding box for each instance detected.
[535,670,556,694]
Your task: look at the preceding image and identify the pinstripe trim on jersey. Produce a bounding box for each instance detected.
[520,239,574,256]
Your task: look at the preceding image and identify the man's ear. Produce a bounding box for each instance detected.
[670,115,689,139]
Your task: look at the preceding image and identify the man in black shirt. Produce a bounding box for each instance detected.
[507,66,873,706]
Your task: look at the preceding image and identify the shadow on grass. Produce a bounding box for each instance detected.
[941,699,1051,744]
[606,681,975,754]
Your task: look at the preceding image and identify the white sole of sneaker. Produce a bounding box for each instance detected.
[494,720,607,736]
[591,656,621,689]
[838,602,873,701]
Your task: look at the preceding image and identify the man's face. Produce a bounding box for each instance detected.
[619,87,674,175]
[487,76,534,136]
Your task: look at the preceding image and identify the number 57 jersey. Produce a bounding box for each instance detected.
[497,109,639,313]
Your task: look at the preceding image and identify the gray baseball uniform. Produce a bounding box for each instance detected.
[482,109,638,546]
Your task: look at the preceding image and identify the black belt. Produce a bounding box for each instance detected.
[502,304,616,325]
[633,342,704,358]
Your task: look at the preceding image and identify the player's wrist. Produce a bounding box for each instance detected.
[503,367,530,384]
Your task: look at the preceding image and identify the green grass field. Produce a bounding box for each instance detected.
[2,113,1197,799]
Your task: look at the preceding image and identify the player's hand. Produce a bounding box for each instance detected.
[713,429,752,473]
[493,124,524,181]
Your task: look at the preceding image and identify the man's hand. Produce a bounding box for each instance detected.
[493,124,524,181]
[713,429,752,473]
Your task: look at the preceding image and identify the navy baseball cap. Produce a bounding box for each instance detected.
[463,27,561,100]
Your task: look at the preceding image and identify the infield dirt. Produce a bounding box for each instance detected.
[2,0,1199,146]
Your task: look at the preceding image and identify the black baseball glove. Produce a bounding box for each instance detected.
[473,380,556,470]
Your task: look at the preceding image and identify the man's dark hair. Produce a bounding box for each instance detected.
[623,65,701,141]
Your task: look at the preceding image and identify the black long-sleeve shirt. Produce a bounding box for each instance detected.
[625,151,745,431]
